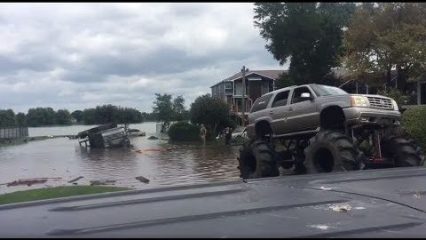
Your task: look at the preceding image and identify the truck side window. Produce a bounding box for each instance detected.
[271,91,289,108]
[291,87,312,104]
[250,94,273,113]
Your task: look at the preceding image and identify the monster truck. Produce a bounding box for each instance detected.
[238,84,424,179]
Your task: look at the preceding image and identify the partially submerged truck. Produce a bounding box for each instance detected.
[77,123,130,148]
[238,84,424,178]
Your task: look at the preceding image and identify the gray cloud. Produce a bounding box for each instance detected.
[0,3,286,113]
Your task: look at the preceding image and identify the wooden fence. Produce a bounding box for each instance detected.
[0,127,28,139]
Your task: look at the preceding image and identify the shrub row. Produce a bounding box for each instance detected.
[168,121,200,141]
[402,105,426,150]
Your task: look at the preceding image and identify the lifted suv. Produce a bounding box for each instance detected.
[238,84,424,178]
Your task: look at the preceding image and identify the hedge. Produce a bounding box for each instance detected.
[402,105,426,150]
[168,121,200,141]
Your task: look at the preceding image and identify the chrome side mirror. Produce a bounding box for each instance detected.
[301,92,311,99]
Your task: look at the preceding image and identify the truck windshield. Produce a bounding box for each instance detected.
[312,85,348,96]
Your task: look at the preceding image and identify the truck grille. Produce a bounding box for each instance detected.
[367,97,393,110]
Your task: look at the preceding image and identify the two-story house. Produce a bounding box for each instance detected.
[211,70,287,114]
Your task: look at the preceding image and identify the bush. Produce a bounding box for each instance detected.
[402,105,426,149]
[168,121,200,141]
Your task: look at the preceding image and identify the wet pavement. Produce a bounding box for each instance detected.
[0,122,241,194]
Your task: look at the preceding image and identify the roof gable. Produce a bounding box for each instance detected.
[210,69,288,88]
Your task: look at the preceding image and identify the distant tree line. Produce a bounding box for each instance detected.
[79,105,143,125]
[0,108,70,128]
[0,104,163,128]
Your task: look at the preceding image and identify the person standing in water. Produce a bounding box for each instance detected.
[200,124,207,145]
[225,127,233,145]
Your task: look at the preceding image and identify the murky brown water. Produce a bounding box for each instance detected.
[0,122,241,194]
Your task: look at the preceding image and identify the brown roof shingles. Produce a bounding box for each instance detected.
[211,69,288,88]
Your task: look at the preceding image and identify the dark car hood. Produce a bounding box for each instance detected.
[2,167,426,237]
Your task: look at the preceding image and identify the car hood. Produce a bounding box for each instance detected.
[2,167,426,237]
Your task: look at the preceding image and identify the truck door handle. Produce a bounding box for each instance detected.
[288,107,293,111]
[269,110,274,115]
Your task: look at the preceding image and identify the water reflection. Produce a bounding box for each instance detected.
[78,146,139,178]
[0,123,241,194]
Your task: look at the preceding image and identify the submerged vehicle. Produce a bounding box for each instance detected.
[77,123,130,148]
[127,128,146,137]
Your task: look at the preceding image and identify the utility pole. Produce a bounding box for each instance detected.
[241,66,247,126]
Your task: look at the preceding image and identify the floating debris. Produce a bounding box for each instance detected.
[68,176,84,183]
[135,176,150,184]
[139,148,173,153]
[147,136,158,140]
[414,192,422,199]
[1,177,61,187]
[308,224,330,230]
[329,204,352,213]
[354,206,366,210]
[320,186,332,191]
[128,129,146,137]
[90,179,116,186]
[144,148,163,152]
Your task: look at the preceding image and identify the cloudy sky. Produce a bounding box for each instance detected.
[0,3,286,113]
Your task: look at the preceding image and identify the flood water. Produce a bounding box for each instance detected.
[0,122,241,194]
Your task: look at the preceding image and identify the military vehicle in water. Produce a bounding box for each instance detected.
[77,123,130,148]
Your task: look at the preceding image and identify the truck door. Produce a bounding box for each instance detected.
[269,90,291,134]
[286,86,319,132]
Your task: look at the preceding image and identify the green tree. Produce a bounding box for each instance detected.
[55,109,72,125]
[26,107,56,127]
[82,108,96,125]
[94,105,118,124]
[81,105,143,125]
[0,109,16,127]
[152,93,173,126]
[172,95,186,121]
[343,3,426,90]
[71,110,83,123]
[15,112,27,127]
[275,73,295,89]
[254,2,356,85]
[190,94,231,140]
[117,107,143,123]
[141,112,157,122]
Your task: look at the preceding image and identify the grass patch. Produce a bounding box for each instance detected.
[0,185,130,205]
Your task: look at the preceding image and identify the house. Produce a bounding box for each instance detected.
[211,69,287,114]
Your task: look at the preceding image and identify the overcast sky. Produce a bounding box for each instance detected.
[0,3,286,113]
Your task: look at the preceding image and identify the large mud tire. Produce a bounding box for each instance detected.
[237,141,256,179]
[407,138,425,166]
[304,130,359,173]
[381,136,422,167]
[383,127,425,166]
[237,140,279,179]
